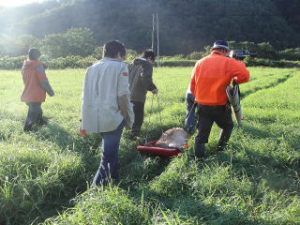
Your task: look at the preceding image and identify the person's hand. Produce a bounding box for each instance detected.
[79,128,88,137]
[232,78,238,85]
[152,89,158,95]
[125,123,131,130]
[124,116,132,129]
[42,63,48,69]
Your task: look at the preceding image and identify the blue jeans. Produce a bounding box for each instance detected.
[93,120,125,186]
[184,93,197,134]
[131,101,145,136]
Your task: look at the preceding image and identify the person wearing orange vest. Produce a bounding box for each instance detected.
[21,48,54,132]
[189,40,250,158]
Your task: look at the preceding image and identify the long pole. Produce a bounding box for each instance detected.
[156,13,160,66]
[152,13,155,50]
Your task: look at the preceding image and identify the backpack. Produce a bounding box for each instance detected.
[128,63,143,92]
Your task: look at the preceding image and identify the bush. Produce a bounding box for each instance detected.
[187,51,204,60]
[45,55,97,69]
[156,60,196,67]
[0,56,26,69]
[278,48,300,61]
[244,57,300,67]
[126,49,139,62]
[1,52,299,70]
[42,28,96,58]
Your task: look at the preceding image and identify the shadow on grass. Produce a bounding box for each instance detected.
[34,120,173,185]
[210,145,300,195]
[22,122,102,224]
[0,110,24,141]
[241,123,274,139]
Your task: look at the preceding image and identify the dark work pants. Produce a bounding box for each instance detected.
[24,102,43,131]
[195,104,234,154]
[131,101,145,136]
[93,120,125,186]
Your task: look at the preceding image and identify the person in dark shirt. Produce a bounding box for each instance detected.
[128,49,158,138]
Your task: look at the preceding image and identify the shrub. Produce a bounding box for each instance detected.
[278,48,300,61]
[0,56,26,69]
[187,51,204,60]
[244,57,300,67]
[156,60,196,67]
[42,28,96,58]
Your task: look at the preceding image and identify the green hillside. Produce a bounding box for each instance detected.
[0,0,300,54]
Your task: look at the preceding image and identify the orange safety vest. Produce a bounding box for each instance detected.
[21,60,47,103]
[190,51,250,106]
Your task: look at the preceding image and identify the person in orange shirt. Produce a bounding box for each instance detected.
[189,40,250,158]
[21,48,54,132]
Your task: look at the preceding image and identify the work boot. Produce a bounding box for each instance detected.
[23,123,33,132]
[216,129,232,151]
[129,130,140,140]
[216,142,227,151]
[194,143,205,158]
[37,117,48,126]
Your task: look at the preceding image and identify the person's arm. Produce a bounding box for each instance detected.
[117,95,131,128]
[36,64,55,96]
[40,80,55,96]
[190,63,197,97]
[21,62,26,84]
[141,62,158,94]
[79,68,91,137]
[117,64,134,128]
[230,60,250,84]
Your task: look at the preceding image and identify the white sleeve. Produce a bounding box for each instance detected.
[117,63,130,96]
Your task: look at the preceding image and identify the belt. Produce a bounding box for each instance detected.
[197,104,227,109]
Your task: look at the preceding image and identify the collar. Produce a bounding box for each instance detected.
[102,57,122,62]
[211,50,223,56]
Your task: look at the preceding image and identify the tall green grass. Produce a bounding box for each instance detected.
[0,67,299,224]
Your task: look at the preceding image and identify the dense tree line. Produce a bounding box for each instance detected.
[0,0,299,55]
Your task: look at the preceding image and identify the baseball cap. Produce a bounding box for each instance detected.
[212,40,229,51]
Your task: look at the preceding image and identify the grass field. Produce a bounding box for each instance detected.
[0,67,299,225]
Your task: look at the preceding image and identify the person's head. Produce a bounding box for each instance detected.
[211,40,230,55]
[28,48,41,60]
[103,40,126,59]
[142,49,155,63]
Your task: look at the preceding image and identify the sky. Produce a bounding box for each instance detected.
[0,0,44,7]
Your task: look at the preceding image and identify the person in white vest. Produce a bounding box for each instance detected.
[80,40,134,185]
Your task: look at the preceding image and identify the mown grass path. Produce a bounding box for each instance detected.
[0,67,299,225]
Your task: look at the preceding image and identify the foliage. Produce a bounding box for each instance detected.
[42,27,96,58]
[0,56,26,69]
[0,0,300,54]
[0,35,40,57]
[187,51,205,60]
[244,57,300,68]
[278,48,300,61]
[44,55,97,69]
[156,60,196,67]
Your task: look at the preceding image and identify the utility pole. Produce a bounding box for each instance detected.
[152,13,155,50]
[151,12,160,66]
[156,13,160,66]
